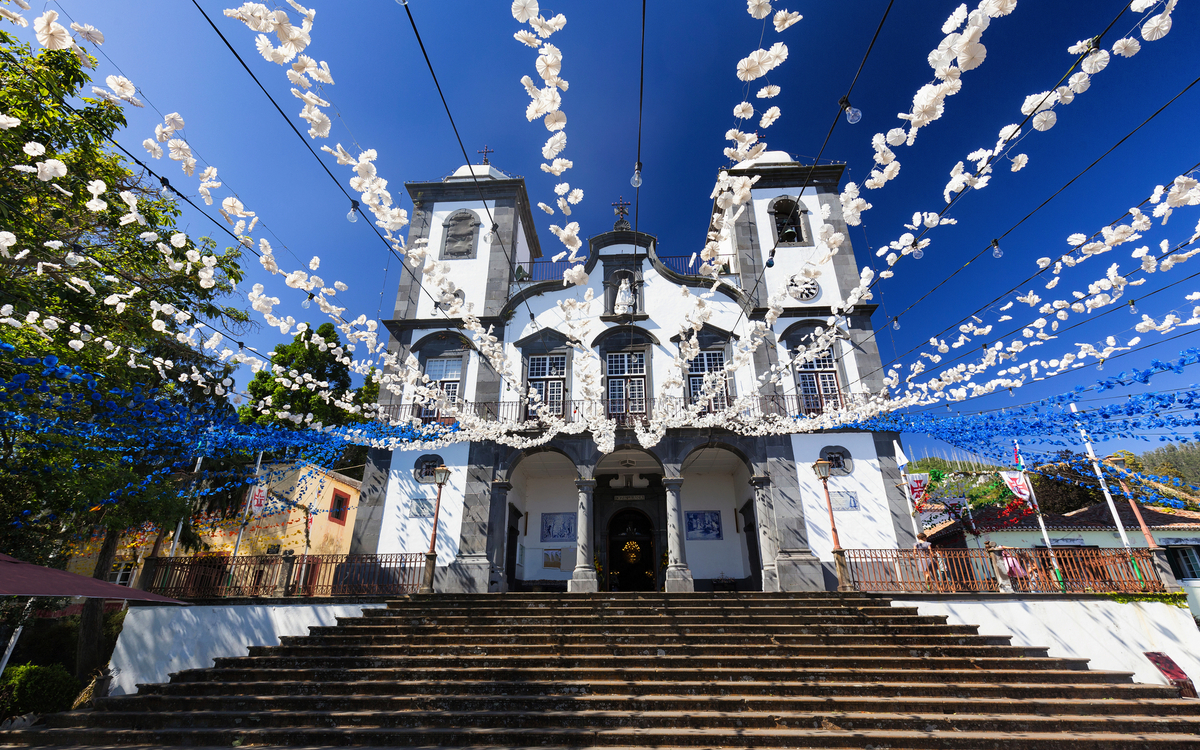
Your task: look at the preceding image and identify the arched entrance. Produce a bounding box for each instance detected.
[606,508,656,591]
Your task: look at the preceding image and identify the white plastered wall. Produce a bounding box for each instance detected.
[378,442,469,558]
[415,201,496,320]
[793,432,898,561]
[681,459,753,580]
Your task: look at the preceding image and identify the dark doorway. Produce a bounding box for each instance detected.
[740,500,762,591]
[505,504,522,592]
[607,508,656,591]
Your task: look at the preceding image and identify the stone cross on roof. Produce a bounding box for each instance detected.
[612,196,632,230]
[477,145,494,164]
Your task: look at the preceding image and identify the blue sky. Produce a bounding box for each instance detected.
[10,1,1200,462]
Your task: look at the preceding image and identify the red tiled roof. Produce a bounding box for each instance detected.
[926,502,1200,542]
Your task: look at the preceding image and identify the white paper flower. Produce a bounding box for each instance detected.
[22,142,44,157]
[556,197,571,216]
[773,9,801,31]
[942,3,968,33]
[0,114,19,130]
[514,29,539,48]
[1112,37,1140,57]
[69,22,104,45]
[956,41,986,71]
[541,132,566,159]
[756,84,780,99]
[1068,72,1090,94]
[540,158,572,176]
[1020,91,1056,115]
[106,74,135,99]
[1131,0,1157,10]
[982,0,1017,17]
[1010,154,1028,172]
[34,11,70,50]
[544,110,566,131]
[164,112,185,130]
[168,138,192,161]
[1068,233,1088,246]
[759,106,780,128]
[554,182,570,196]
[765,42,788,69]
[535,54,560,80]
[512,0,538,22]
[85,198,106,212]
[537,202,554,214]
[142,139,163,159]
[747,0,772,20]
[733,102,754,119]
[36,159,66,181]
[1141,11,1172,41]
[1032,111,1056,131]
[567,188,583,205]
[1081,49,1109,74]
[736,51,766,81]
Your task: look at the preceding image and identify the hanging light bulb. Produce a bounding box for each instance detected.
[630,161,643,188]
[892,317,900,331]
[1009,388,1014,397]
[912,247,924,260]
[765,250,776,268]
[991,239,1003,259]
[1128,299,1138,315]
[346,199,360,223]
[302,293,314,309]
[159,176,172,198]
[484,224,498,245]
[1097,359,1104,371]
[839,95,861,124]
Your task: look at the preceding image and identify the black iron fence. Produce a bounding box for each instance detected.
[140,553,425,599]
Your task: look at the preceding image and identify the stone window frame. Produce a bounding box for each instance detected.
[440,209,482,260]
[767,195,815,248]
[594,327,657,419]
[409,333,472,422]
[412,453,446,484]
[819,444,854,476]
[671,324,738,412]
[515,329,575,420]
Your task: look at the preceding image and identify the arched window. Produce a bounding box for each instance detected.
[441,209,481,259]
[768,196,812,246]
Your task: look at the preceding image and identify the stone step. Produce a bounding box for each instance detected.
[209,653,1086,672]
[12,725,1200,748]
[254,642,1047,659]
[282,632,1017,648]
[167,665,1120,686]
[354,613,943,626]
[373,604,899,616]
[320,623,988,637]
[131,677,1178,701]
[46,707,1200,735]
[92,692,1200,718]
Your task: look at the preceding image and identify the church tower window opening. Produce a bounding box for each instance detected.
[419,357,462,421]
[688,350,729,412]
[768,197,812,247]
[527,354,566,417]
[606,352,647,417]
[795,349,842,416]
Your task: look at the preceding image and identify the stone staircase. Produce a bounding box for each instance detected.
[7,592,1200,748]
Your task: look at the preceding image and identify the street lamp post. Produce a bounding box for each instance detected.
[813,460,852,592]
[419,465,451,595]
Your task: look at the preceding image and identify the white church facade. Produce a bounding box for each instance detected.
[350,153,914,593]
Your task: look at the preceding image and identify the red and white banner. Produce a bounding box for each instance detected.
[1000,471,1030,501]
[248,485,268,517]
[906,473,931,504]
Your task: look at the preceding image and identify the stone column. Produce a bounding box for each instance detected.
[486,481,512,593]
[568,479,599,593]
[751,475,780,592]
[663,477,694,592]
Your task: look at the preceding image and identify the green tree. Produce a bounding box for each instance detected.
[0,31,249,679]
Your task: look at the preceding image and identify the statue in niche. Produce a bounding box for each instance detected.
[614,277,634,315]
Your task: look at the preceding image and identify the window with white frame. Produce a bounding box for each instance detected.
[688,350,728,411]
[795,349,841,414]
[527,354,566,416]
[1170,546,1200,579]
[108,560,137,587]
[421,357,462,419]
[606,352,646,415]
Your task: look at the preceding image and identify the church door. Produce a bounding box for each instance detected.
[607,508,656,591]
